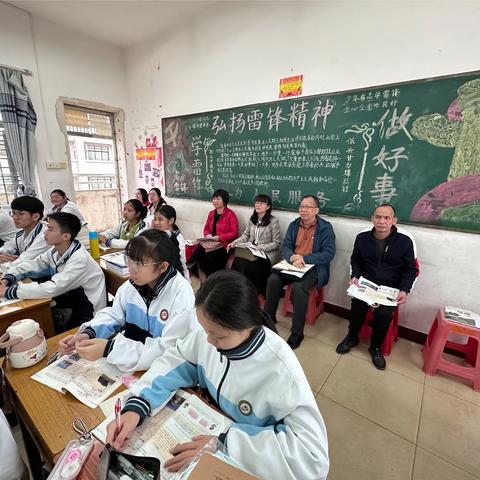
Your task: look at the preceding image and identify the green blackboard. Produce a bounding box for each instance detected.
[162,70,480,232]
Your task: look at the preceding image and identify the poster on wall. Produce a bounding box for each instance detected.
[134,129,165,192]
[279,74,303,98]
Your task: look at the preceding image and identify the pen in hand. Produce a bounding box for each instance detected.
[115,398,122,438]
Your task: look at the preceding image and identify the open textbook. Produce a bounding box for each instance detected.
[101,251,129,276]
[347,276,399,308]
[272,259,314,278]
[234,242,267,260]
[93,389,232,480]
[445,306,480,328]
[31,353,122,408]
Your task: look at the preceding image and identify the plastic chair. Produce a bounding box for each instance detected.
[281,285,324,326]
[360,307,399,356]
[423,308,480,391]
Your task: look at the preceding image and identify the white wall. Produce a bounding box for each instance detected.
[124,1,480,334]
[0,1,128,203]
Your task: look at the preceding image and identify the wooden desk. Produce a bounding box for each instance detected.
[3,331,106,476]
[0,297,54,338]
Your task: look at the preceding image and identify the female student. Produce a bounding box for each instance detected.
[47,189,86,223]
[147,187,166,216]
[191,189,238,278]
[151,204,189,279]
[58,230,197,372]
[107,270,329,480]
[99,199,148,248]
[227,193,281,296]
[135,188,150,207]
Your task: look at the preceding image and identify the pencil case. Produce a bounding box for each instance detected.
[97,444,160,480]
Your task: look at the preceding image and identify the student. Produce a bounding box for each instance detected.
[99,199,148,248]
[0,209,18,248]
[190,189,238,278]
[0,197,48,272]
[0,410,27,480]
[107,270,329,480]
[227,193,281,296]
[59,230,197,372]
[264,194,336,349]
[135,188,150,207]
[151,204,189,279]
[147,187,166,216]
[0,212,106,334]
[46,189,86,223]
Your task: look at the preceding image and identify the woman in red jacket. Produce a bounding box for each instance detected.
[192,189,238,278]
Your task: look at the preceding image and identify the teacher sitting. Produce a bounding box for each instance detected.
[191,189,238,279]
[227,194,281,296]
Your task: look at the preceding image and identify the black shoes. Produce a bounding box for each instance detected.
[336,335,359,354]
[287,333,304,350]
[368,347,386,370]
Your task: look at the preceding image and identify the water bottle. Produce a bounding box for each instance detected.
[89,231,100,260]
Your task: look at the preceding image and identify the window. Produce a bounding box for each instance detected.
[84,143,111,162]
[87,175,115,189]
[0,112,20,204]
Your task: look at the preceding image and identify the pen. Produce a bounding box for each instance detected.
[48,328,84,365]
[115,398,122,437]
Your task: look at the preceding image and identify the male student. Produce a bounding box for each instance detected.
[0,210,18,248]
[0,212,106,333]
[336,203,418,370]
[264,194,336,349]
[0,196,48,271]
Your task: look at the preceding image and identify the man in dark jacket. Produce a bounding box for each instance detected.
[264,195,336,349]
[336,204,418,369]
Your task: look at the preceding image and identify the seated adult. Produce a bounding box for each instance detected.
[99,199,148,249]
[190,189,238,279]
[336,203,418,370]
[135,187,150,207]
[264,195,336,349]
[227,194,281,296]
[147,187,166,217]
[46,189,86,223]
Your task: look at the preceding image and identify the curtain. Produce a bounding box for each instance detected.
[0,67,37,195]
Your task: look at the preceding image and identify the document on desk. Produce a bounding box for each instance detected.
[347,276,399,308]
[31,353,122,408]
[93,389,232,480]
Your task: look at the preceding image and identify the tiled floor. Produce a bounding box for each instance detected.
[276,309,480,480]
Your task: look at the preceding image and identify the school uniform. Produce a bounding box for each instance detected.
[0,410,27,480]
[171,228,189,280]
[82,266,196,371]
[101,219,148,248]
[47,200,86,223]
[0,222,49,272]
[124,326,329,480]
[0,210,18,246]
[2,240,106,332]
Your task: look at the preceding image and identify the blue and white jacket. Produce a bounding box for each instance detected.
[2,240,106,315]
[82,267,197,372]
[0,222,49,272]
[124,327,329,480]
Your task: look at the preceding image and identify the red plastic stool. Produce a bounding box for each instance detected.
[281,285,324,326]
[423,308,480,391]
[359,307,399,356]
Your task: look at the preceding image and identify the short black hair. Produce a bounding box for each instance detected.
[136,188,149,204]
[300,194,320,208]
[212,189,229,206]
[47,212,81,240]
[11,196,44,216]
[373,203,397,217]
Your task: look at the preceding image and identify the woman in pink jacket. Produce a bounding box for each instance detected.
[192,189,238,278]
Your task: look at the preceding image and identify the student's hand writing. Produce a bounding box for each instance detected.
[396,291,408,305]
[349,277,360,287]
[98,234,107,245]
[105,411,140,449]
[0,253,18,263]
[164,435,217,472]
[57,333,90,355]
[75,338,108,361]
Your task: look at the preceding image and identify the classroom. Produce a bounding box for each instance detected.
[0,1,479,479]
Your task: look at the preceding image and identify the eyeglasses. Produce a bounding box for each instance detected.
[255,201,268,205]
[298,205,318,210]
[124,254,164,272]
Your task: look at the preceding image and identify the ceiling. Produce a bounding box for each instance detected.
[7,0,217,48]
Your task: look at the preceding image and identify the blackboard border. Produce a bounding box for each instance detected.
[162,68,480,235]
